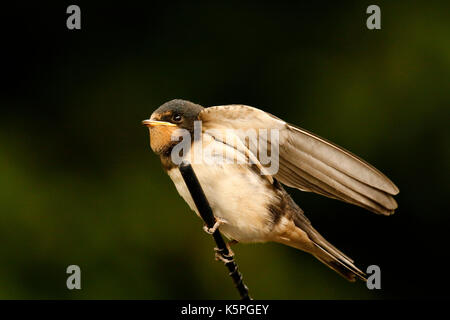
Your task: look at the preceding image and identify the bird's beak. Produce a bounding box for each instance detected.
[142,119,177,127]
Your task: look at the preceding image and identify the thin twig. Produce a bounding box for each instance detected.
[179,160,251,300]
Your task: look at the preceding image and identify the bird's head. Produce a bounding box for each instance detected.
[142,99,204,155]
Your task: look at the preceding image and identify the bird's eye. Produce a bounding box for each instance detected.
[172,114,182,122]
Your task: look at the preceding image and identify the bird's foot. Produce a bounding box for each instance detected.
[214,242,235,264]
[214,247,234,263]
[203,217,227,235]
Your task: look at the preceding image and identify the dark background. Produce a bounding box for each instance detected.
[0,1,449,299]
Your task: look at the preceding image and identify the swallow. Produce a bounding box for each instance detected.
[143,99,399,282]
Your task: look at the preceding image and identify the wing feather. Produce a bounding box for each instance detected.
[199,105,399,215]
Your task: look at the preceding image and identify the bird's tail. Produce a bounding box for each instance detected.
[288,216,367,282]
[276,187,367,282]
[312,242,367,282]
[306,225,367,282]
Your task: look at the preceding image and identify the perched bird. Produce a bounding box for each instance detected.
[143,99,399,282]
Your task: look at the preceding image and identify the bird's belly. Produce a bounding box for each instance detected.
[167,164,277,243]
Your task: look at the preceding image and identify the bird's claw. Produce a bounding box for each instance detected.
[203,218,226,234]
[214,246,234,263]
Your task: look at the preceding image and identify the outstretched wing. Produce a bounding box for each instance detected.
[199,105,399,215]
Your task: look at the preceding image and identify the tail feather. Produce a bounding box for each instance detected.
[290,206,367,282]
[313,243,367,282]
[281,185,367,282]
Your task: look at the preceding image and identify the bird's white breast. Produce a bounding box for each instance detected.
[167,135,277,243]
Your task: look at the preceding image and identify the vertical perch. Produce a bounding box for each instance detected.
[179,160,251,300]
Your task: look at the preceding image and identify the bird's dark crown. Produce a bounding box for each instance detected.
[151,99,204,131]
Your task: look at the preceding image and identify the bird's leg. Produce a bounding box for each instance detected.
[214,239,238,263]
[202,218,234,263]
[214,241,235,264]
[203,217,227,234]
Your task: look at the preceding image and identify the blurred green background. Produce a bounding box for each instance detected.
[0,1,449,299]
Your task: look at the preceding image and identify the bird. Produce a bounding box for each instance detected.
[142,99,399,282]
